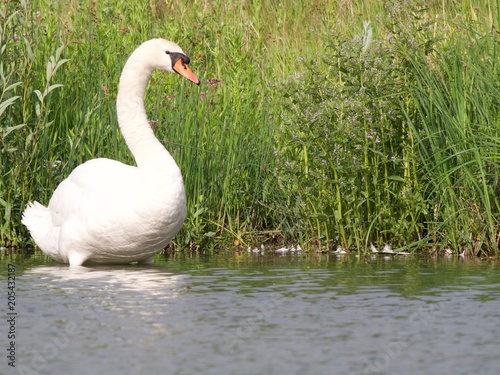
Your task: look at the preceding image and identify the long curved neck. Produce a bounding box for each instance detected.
[116,54,178,176]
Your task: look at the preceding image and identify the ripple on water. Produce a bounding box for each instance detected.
[3,256,500,375]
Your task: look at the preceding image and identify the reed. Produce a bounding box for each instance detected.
[273,0,500,254]
[398,3,500,254]
[1,0,499,255]
[1,0,329,249]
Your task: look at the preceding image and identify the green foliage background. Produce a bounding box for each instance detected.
[1,0,499,255]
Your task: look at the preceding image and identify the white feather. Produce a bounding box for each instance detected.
[22,39,198,266]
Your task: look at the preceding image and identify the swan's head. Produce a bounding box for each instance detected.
[141,38,200,85]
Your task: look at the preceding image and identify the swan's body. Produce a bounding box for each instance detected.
[22,39,200,266]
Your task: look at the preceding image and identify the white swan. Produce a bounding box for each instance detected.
[22,39,200,266]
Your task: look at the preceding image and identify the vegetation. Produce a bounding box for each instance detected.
[1,0,499,256]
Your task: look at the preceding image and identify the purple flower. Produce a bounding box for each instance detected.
[206,78,222,87]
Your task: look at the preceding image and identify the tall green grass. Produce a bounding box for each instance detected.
[1,0,336,249]
[274,0,500,254]
[1,1,69,245]
[1,0,500,255]
[398,4,500,254]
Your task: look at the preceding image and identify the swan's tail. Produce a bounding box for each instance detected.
[22,201,60,259]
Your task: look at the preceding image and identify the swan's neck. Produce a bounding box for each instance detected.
[116,56,179,176]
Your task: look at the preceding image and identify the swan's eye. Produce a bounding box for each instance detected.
[165,51,170,55]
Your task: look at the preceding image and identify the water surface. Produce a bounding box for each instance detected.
[1,252,500,374]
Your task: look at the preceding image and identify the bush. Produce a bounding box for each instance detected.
[275,21,426,251]
[275,3,500,255]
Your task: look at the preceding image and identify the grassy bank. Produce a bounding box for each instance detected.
[275,1,500,255]
[1,1,500,255]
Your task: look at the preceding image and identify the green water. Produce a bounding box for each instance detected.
[1,251,499,374]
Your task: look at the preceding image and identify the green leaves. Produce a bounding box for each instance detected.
[274,1,500,254]
[0,95,20,118]
[276,24,420,250]
[1,1,69,246]
[45,45,68,83]
[2,0,499,254]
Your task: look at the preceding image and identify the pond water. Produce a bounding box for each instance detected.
[1,251,500,375]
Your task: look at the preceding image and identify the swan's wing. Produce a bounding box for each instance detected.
[47,157,186,259]
[48,158,140,227]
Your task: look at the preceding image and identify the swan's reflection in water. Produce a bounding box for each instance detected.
[20,266,189,373]
[25,265,187,320]
[13,258,500,375]
[27,265,186,294]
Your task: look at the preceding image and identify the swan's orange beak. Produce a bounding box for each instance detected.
[173,59,200,85]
